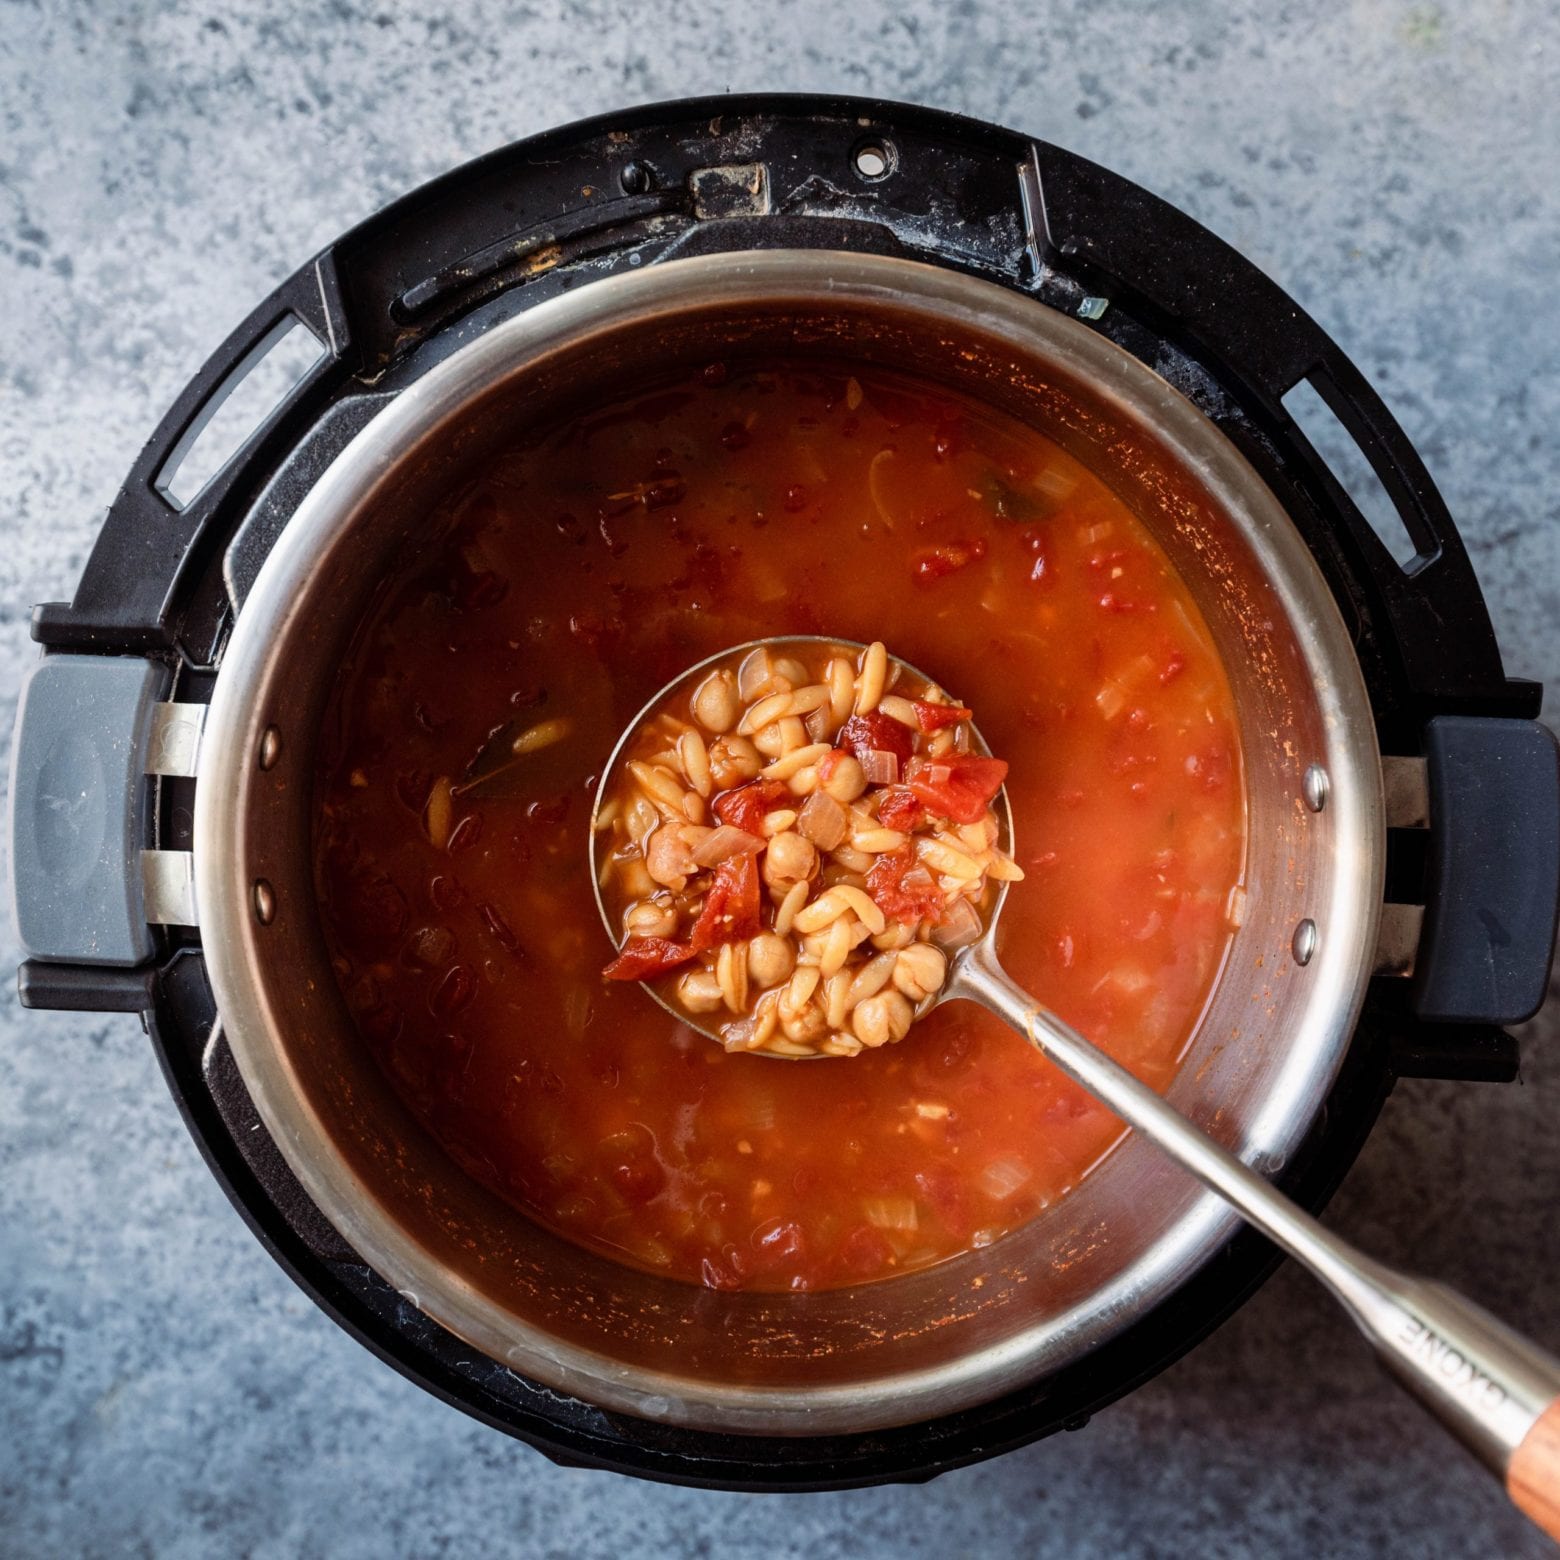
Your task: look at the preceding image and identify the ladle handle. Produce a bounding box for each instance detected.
[952,942,1560,1538]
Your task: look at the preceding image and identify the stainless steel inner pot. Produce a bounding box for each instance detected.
[194,251,1384,1435]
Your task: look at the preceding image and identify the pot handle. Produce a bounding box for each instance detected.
[1411,716,1560,1025]
[8,654,172,968]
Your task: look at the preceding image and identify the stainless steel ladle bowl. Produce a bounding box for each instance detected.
[588,634,1018,1055]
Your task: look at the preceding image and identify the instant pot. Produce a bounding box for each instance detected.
[10,96,1560,1489]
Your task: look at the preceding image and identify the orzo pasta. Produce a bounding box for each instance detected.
[596,641,1022,1056]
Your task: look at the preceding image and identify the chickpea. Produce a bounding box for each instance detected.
[752,722,787,759]
[821,753,867,803]
[691,669,740,734]
[786,765,821,798]
[709,735,763,789]
[747,931,796,990]
[892,942,947,1002]
[677,968,724,1013]
[851,989,915,1049]
[645,824,708,891]
[625,898,678,940]
[781,1000,828,1044]
[762,830,818,890]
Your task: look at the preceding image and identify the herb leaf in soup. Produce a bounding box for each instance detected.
[978,469,1046,522]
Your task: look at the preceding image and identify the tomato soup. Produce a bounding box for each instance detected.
[314,359,1246,1292]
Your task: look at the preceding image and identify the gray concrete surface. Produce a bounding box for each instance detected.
[3,1,1559,1555]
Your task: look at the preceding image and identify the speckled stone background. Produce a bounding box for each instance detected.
[3,2,1559,1555]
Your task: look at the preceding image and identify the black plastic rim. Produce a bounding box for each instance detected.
[22,94,1541,1489]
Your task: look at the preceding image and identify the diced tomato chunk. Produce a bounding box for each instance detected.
[905,754,1009,825]
[748,1217,807,1274]
[839,1223,896,1277]
[837,710,914,766]
[914,1166,973,1239]
[867,848,946,925]
[876,787,926,833]
[711,777,789,835]
[911,538,987,584]
[816,749,848,785]
[689,853,762,952]
[910,699,972,733]
[603,936,695,981]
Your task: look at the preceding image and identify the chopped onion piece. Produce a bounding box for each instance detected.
[691,824,766,867]
[862,1195,919,1231]
[1104,964,1154,995]
[720,1014,762,1050]
[1095,681,1126,721]
[978,1158,1033,1200]
[797,791,849,851]
[930,897,983,950]
[1034,465,1078,501]
[861,748,899,786]
[738,646,775,701]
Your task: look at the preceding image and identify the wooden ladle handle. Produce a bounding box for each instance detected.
[1509,1397,1560,1541]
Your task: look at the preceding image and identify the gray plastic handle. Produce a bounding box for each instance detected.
[8,654,170,965]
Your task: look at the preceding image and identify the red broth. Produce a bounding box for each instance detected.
[314,360,1246,1292]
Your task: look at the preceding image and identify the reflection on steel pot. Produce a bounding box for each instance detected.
[194,251,1386,1432]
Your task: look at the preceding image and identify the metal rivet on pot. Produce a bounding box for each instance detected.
[1302,764,1329,812]
[1292,918,1318,967]
[253,879,276,926]
[258,725,282,771]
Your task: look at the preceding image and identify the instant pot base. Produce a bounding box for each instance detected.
[15,96,1556,1488]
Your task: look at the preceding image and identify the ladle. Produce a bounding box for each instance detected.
[592,636,1560,1537]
